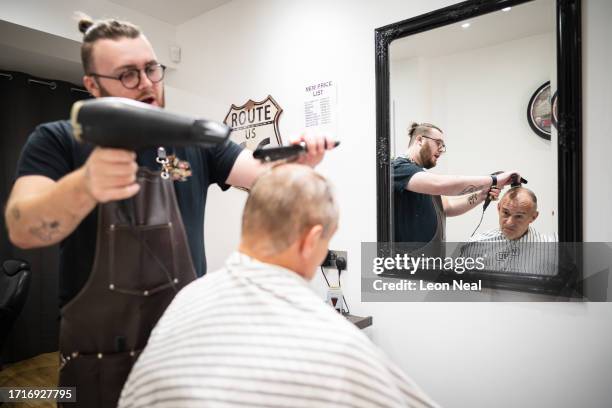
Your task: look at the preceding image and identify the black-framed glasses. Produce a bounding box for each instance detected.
[421,135,447,152]
[88,63,166,89]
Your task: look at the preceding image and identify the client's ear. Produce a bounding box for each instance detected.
[299,225,323,259]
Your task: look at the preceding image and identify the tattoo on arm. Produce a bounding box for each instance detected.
[458,184,487,195]
[467,193,479,205]
[28,220,61,242]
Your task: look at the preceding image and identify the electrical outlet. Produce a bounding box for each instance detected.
[321,250,348,270]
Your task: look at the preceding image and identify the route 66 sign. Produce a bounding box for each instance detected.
[223,95,283,151]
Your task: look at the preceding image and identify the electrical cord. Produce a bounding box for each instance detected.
[471,210,485,238]
[336,257,349,314]
[320,266,331,287]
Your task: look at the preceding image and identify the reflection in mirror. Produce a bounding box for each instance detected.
[389,0,558,246]
[375,0,582,293]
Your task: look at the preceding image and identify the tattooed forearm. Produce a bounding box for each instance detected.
[28,220,61,242]
[467,193,479,205]
[458,184,487,195]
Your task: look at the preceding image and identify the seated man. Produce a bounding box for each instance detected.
[458,187,558,275]
[119,164,438,408]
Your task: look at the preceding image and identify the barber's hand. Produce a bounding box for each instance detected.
[481,186,501,202]
[497,170,521,188]
[82,147,140,203]
[290,133,336,168]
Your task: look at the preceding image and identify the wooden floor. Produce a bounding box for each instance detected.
[0,352,59,408]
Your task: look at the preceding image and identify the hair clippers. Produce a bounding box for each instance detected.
[253,140,340,162]
[510,174,528,187]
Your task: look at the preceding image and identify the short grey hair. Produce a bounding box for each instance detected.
[241,164,339,255]
[502,187,538,210]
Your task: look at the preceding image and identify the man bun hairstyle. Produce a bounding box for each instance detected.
[78,16,94,34]
[75,12,142,74]
[408,122,443,146]
[408,122,420,139]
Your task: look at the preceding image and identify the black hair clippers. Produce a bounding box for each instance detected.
[510,173,528,187]
[253,140,340,162]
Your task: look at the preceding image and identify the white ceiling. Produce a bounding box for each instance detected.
[107,0,233,25]
[390,0,555,60]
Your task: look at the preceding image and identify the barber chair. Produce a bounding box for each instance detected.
[0,259,31,367]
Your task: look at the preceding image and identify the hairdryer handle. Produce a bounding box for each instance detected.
[482,171,503,211]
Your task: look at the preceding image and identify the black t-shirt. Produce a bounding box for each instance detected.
[392,157,439,243]
[15,120,242,307]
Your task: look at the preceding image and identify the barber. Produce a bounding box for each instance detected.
[4,15,333,407]
[393,122,519,243]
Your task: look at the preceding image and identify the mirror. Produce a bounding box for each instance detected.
[375,0,582,294]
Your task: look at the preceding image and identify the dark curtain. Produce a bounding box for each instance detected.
[0,70,91,363]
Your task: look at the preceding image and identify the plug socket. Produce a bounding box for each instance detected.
[321,250,348,270]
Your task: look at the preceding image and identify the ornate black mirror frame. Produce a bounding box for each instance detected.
[374,0,582,295]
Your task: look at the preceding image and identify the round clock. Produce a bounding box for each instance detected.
[551,91,558,129]
[527,81,552,140]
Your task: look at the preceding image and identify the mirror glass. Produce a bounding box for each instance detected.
[389,0,557,244]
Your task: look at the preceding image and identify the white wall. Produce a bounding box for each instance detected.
[390,56,431,155]
[391,33,557,240]
[173,1,612,407]
[583,0,612,242]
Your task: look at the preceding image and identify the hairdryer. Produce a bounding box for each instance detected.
[70,97,231,149]
[253,140,340,162]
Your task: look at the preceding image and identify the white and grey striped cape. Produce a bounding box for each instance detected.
[458,227,559,276]
[119,252,438,408]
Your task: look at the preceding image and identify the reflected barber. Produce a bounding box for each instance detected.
[392,122,520,243]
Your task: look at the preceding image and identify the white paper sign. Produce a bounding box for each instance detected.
[303,80,337,139]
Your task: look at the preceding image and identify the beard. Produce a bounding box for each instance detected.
[419,142,437,169]
[97,82,165,108]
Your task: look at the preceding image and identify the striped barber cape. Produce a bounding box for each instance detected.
[458,227,559,276]
[119,252,439,408]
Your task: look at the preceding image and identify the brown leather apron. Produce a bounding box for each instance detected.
[58,168,196,407]
[431,195,446,242]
